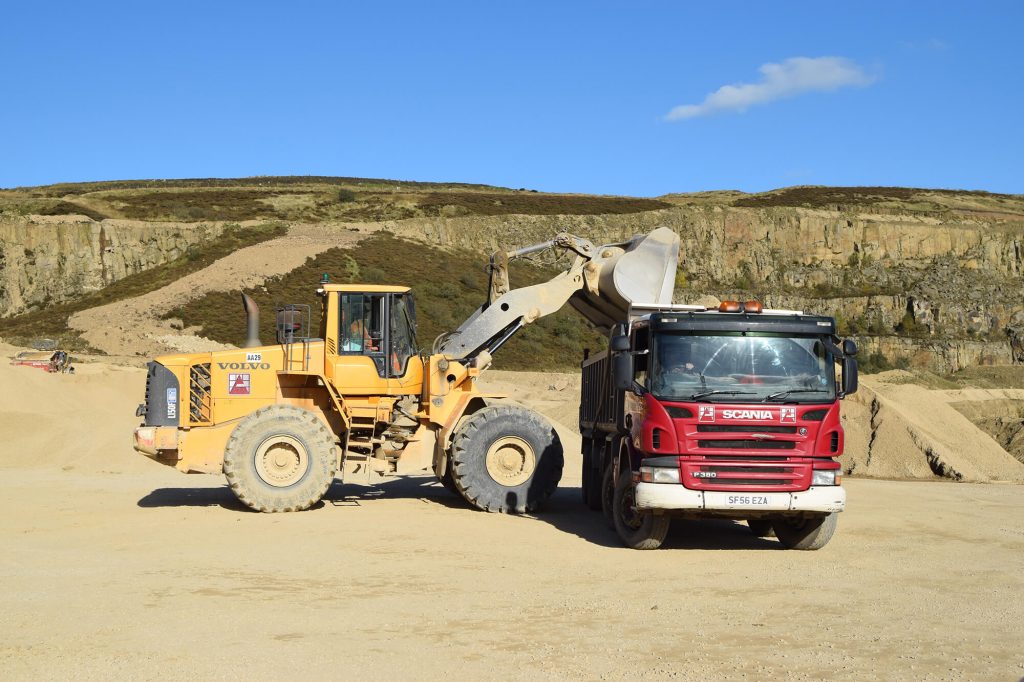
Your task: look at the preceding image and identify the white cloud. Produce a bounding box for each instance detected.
[665,56,875,121]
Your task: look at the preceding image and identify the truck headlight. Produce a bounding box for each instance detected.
[812,470,840,486]
[639,466,680,484]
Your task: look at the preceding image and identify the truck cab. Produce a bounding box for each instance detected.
[580,301,858,550]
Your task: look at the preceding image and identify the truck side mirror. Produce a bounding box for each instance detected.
[841,357,858,396]
[613,352,634,391]
[610,335,630,352]
[842,339,858,357]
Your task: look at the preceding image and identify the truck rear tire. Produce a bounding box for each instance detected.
[601,461,616,529]
[450,405,563,514]
[773,513,838,550]
[612,470,670,550]
[223,405,337,513]
[581,440,603,511]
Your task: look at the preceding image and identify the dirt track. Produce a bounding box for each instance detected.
[2,353,1023,679]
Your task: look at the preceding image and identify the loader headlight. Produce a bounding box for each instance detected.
[639,466,681,484]
[812,470,840,486]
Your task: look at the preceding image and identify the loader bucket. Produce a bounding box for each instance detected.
[437,226,680,359]
[569,226,680,330]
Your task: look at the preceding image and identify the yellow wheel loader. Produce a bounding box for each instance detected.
[132,228,680,513]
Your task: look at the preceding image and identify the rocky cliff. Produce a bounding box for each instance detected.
[0,215,225,316]
[380,202,1024,371]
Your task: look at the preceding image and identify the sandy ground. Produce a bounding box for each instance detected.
[2,348,1023,679]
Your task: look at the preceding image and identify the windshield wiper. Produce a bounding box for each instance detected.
[762,389,829,402]
[690,390,757,401]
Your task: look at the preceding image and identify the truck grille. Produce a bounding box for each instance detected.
[697,425,797,434]
[697,439,795,450]
[682,457,809,491]
[189,363,212,423]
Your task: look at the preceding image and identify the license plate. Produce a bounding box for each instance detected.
[704,491,790,510]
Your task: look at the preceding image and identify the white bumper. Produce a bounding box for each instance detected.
[635,484,846,514]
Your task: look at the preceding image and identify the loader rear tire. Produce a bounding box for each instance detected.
[223,405,337,513]
[450,405,563,514]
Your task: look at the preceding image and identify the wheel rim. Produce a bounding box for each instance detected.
[619,482,644,530]
[254,435,309,487]
[484,435,536,487]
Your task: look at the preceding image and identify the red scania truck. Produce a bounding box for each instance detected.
[580,300,858,550]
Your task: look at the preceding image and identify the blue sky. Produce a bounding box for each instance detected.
[1,1,1021,196]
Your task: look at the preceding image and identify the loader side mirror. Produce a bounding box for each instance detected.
[610,335,630,352]
[613,352,634,391]
[843,339,858,357]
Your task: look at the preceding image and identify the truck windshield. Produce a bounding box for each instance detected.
[650,332,835,403]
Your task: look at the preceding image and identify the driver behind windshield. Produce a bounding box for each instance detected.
[652,339,702,394]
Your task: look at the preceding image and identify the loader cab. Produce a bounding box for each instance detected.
[321,284,423,395]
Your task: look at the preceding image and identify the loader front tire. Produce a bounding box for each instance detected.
[439,462,459,495]
[450,405,563,514]
[223,405,337,513]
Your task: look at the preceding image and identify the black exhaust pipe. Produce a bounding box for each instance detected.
[241,293,261,348]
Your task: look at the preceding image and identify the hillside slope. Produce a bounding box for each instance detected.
[1,177,1022,372]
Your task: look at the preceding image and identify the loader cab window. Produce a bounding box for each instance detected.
[340,293,384,355]
[390,294,418,376]
[339,292,416,378]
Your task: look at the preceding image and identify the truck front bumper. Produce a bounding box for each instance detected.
[635,483,846,514]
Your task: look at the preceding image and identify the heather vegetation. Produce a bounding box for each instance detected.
[0,176,671,223]
[731,185,1022,213]
[164,232,605,371]
[416,192,671,217]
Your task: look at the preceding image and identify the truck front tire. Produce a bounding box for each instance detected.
[223,405,338,513]
[612,470,670,550]
[746,519,775,538]
[773,512,838,550]
[450,405,563,514]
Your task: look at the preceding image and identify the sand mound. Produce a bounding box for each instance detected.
[0,343,150,473]
[841,375,1024,482]
[68,224,371,357]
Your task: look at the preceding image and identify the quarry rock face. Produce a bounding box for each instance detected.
[2,201,1022,373]
[382,204,1022,372]
[0,215,224,316]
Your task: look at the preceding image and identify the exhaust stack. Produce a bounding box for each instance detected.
[241,293,261,348]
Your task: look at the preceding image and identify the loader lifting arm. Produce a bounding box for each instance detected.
[437,227,680,361]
